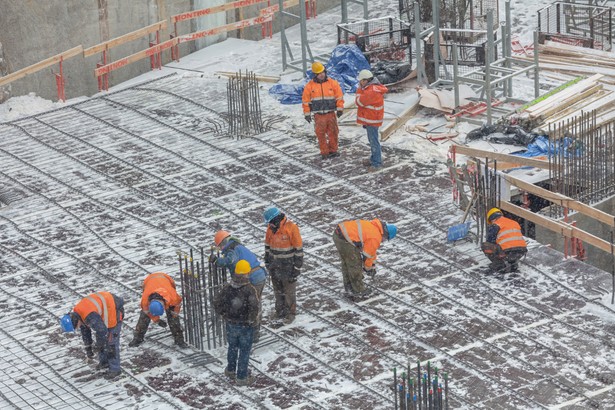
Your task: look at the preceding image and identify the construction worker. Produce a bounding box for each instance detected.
[264,206,303,324]
[60,291,125,380]
[356,69,388,172]
[128,272,188,348]
[302,61,344,159]
[333,219,397,299]
[481,207,527,272]
[213,230,267,298]
[214,260,260,386]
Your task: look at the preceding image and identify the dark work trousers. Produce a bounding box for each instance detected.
[314,112,339,156]
[226,322,255,380]
[332,231,366,294]
[133,309,184,343]
[270,270,297,319]
[99,322,122,372]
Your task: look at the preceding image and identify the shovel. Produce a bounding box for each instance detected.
[447,192,476,242]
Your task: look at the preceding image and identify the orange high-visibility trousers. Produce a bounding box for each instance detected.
[313,112,339,156]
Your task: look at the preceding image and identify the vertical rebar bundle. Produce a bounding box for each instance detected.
[394,360,448,410]
[177,248,228,350]
[548,111,615,218]
[226,70,264,138]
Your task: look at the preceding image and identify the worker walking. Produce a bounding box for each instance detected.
[263,206,303,325]
[333,219,397,299]
[356,69,388,172]
[302,61,345,160]
[481,207,527,273]
[214,260,260,386]
[60,291,125,379]
[213,230,267,298]
[128,272,188,348]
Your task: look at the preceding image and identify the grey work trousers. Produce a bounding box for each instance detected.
[332,232,366,294]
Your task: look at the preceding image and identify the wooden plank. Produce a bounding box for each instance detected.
[500,173,615,228]
[177,15,271,43]
[500,201,614,254]
[0,45,83,87]
[94,38,177,77]
[84,20,168,57]
[171,0,269,23]
[525,74,603,115]
[530,84,602,119]
[380,100,421,141]
[215,71,280,83]
[451,145,554,170]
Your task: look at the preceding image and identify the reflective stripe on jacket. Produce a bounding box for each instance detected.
[74,291,119,329]
[302,77,344,114]
[337,219,384,268]
[494,217,527,251]
[141,272,182,319]
[265,217,304,272]
[356,80,388,127]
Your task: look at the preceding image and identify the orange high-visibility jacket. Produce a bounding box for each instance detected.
[356,82,388,127]
[265,217,304,272]
[141,272,182,320]
[337,219,384,268]
[493,217,527,251]
[74,291,120,329]
[302,77,344,115]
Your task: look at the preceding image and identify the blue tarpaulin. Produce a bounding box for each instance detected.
[515,135,582,158]
[268,44,370,105]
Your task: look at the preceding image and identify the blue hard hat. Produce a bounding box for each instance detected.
[386,223,397,240]
[263,206,281,224]
[149,300,164,316]
[60,313,74,332]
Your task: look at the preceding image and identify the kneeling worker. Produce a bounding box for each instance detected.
[481,207,527,272]
[128,272,188,348]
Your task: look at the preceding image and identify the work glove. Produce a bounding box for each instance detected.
[157,319,168,328]
[336,110,343,118]
[85,345,95,358]
[363,266,376,278]
[304,115,312,123]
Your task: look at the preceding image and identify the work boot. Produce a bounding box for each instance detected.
[236,375,255,386]
[367,166,381,173]
[328,151,340,158]
[96,362,109,371]
[104,370,121,380]
[128,337,144,347]
[362,159,372,166]
[283,314,295,325]
[321,154,329,160]
[175,339,189,349]
[224,369,236,380]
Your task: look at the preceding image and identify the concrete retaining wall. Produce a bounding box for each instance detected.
[0,0,343,101]
[535,198,615,273]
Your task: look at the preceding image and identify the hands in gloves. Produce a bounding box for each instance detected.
[336,110,343,118]
[304,115,312,123]
[157,319,168,328]
[363,266,376,277]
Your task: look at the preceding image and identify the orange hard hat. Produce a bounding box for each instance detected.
[214,230,231,246]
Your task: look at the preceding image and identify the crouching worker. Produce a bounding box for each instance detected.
[481,207,527,273]
[214,260,260,386]
[60,291,124,380]
[128,272,188,348]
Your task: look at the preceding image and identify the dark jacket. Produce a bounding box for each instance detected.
[213,279,259,326]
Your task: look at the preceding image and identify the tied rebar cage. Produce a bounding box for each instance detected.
[537,2,613,51]
[226,71,264,138]
[399,0,499,30]
[178,248,228,351]
[548,111,615,219]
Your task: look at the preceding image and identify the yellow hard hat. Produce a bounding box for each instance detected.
[486,207,502,223]
[311,62,325,74]
[235,260,251,275]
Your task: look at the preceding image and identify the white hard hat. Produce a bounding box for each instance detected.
[358,69,373,81]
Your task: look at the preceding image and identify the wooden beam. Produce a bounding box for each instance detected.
[500,201,614,254]
[84,20,168,57]
[0,45,83,87]
[500,173,615,228]
[94,37,177,77]
[171,0,269,23]
[380,100,420,141]
[450,145,554,170]
[177,15,271,43]
[215,71,280,83]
